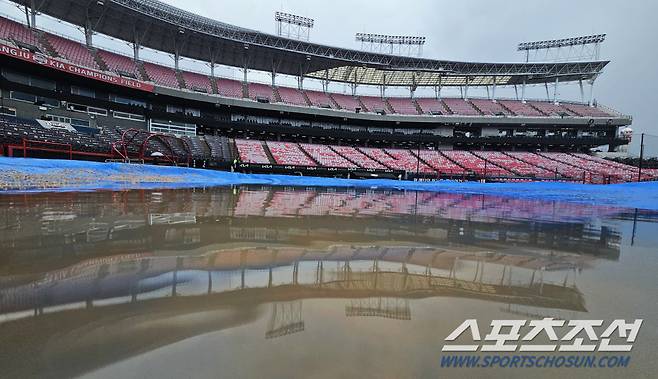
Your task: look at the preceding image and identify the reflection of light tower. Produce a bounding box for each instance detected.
[266,301,305,339]
[275,12,314,41]
[345,298,411,320]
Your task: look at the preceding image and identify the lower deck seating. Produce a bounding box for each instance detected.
[300,144,357,168]
[266,141,316,166]
[330,146,387,169]
[442,151,511,176]
[417,150,465,174]
[383,149,434,173]
[235,139,271,164]
[472,151,552,177]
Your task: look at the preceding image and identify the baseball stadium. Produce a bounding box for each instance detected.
[1,1,658,378]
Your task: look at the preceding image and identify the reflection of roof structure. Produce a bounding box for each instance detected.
[0,247,586,377]
[0,247,587,318]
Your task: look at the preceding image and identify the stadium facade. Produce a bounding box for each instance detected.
[0,0,646,183]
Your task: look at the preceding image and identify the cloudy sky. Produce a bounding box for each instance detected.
[2,0,657,153]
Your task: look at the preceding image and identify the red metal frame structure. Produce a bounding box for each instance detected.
[115,128,191,166]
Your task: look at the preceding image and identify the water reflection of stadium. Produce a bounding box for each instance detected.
[0,187,634,377]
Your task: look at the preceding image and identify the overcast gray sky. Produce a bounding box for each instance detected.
[2,0,657,154]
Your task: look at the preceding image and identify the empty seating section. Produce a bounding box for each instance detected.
[181,71,212,93]
[44,33,98,68]
[235,139,271,164]
[0,115,649,183]
[300,144,357,168]
[216,78,244,99]
[0,17,41,47]
[417,150,465,174]
[469,99,512,116]
[277,87,308,106]
[204,136,232,161]
[442,151,511,176]
[305,90,335,108]
[562,103,613,117]
[472,151,552,177]
[266,141,317,166]
[359,96,389,113]
[142,62,179,88]
[528,101,575,117]
[387,98,419,115]
[331,94,361,111]
[415,98,446,114]
[498,100,544,117]
[442,99,480,116]
[330,146,387,169]
[570,153,649,181]
[248,83,274,101]
[536,152,596,179]
[96,50,140,78]
[383,149,434,173]
[508,152,582,179]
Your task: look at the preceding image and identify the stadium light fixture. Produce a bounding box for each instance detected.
[356,33,427,46]
[275,12,314,28]
[518,34,606,51]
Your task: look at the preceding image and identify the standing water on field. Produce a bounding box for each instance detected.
[0,186,657,379]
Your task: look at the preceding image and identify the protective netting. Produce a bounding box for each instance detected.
[1,156,658,210]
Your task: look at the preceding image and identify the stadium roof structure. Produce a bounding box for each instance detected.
[12,0,609,87]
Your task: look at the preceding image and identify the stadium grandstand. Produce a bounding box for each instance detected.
[0,0,647,183]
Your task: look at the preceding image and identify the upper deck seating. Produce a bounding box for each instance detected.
[217,78,244,99]
[415,98,446,115]
[45,33,98,69]
[142,62,179,88]
[387,98,419,115]
[181,71,212,93]
[278,87,308,106]
[470,99,512,116]
[442,98,480,116]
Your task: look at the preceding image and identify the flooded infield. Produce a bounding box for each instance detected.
[0,187,657,378]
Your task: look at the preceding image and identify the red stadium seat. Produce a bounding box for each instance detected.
[442,98,480,116]
[96,50,140,78]
[217,78,244,99]
[235,139,271,164]
[181,71,212,93]
[277,87,308,106]
[300,144,357,168]
[0,17,40,48]
[266,141,317,166]
[142,62,179,88]
[387,98,420,115]
[45,33,98,69]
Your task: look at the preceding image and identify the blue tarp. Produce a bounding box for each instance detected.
[2,157,658,210]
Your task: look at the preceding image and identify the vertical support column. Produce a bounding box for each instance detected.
[322,69,329,92]
[579,79,584,103]
[271,62,277,88]
[492,76,497,101]
[174,50,180,71]
[84,21,93,47]
[553,76,559,104]
[464,76,470,100]
[589,79,596,106]
[210,61,215,78]
[29,0,37,28]
[521,77,527,103]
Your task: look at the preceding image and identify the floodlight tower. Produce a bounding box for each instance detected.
[275,11,314,41]
[355,33,427,57]
[517,34,606,106]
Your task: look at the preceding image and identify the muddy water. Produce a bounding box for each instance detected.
[0,187,656,379]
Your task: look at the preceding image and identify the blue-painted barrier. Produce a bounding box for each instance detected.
[1,157,658,210]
